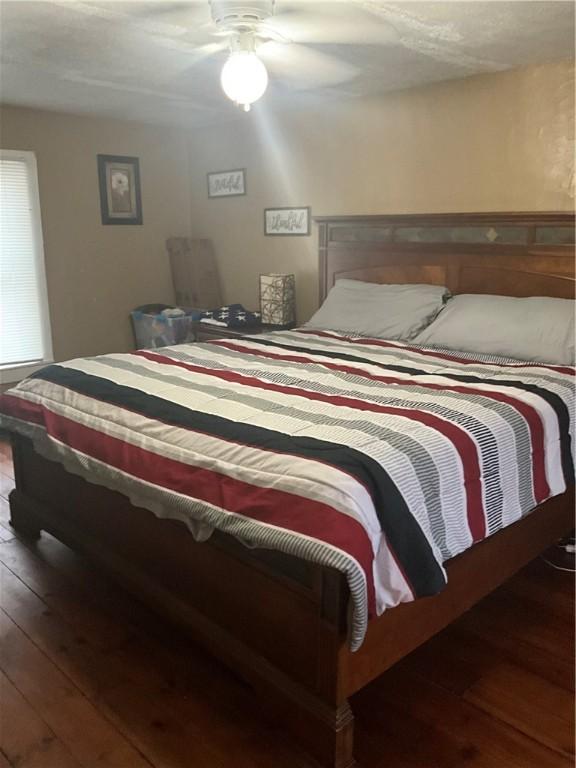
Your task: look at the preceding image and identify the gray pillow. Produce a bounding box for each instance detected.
[414,294,575,365]
[305,280,449,340]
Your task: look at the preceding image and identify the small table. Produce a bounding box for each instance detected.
[192,322,295,343]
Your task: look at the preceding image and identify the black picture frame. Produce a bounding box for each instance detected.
[264,207,311,236]
[97,154,143,225]
[207,168,247,198]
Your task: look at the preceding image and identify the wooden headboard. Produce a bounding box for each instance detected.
[316,212,575,302]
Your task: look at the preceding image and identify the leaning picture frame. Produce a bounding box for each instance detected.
[97,154,143,225]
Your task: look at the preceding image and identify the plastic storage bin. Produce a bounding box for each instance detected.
[130,304,200,349]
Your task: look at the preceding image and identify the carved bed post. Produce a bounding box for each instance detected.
[8,436,42,539]
[248,566,356,767]
[9,490,42,539]
[309,567,356,768]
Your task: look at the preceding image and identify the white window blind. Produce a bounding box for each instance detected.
[0,150,52,371]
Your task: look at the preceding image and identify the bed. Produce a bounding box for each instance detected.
[2,211,574,768]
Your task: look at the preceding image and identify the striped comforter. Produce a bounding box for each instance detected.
[1,329,574,650]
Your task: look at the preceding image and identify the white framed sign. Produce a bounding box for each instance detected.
[207,168,246,198]
[264,207,311,236]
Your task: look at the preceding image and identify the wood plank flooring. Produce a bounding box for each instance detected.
[0,438,574,768]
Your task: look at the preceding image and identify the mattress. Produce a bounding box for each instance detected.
[1,329,574,650]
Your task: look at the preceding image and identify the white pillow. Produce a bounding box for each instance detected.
[305,280,449,340]
[414,294,575,365]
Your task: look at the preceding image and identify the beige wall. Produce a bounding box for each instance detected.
[1,106,191,361]
[187,60,575,323]
[1,60,573,364]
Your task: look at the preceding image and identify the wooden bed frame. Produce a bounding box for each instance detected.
[8,212,575,768]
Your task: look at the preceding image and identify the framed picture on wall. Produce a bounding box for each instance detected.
[97,154,143,225]
[264,207,311,236]
[207,168,246,198]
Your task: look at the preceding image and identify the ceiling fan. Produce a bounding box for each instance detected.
[211,1,278,111]
[207,0,380,111]
[138,0,399,111]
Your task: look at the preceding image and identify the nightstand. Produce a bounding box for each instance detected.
[192,322,295,343]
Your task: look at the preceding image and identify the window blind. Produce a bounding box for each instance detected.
[0,150,52,368]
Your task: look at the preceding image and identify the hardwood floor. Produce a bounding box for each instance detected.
[0,437,574,768]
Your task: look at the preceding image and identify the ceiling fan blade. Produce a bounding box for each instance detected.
[184,40,228,61]
[258,41,359,89]
[265,9,398,46]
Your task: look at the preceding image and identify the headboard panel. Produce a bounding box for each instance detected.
[316,212,575,303]
[335,264,449,288]
[458,265,575,299]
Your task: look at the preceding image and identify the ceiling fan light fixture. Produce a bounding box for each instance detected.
[220,49,268,111]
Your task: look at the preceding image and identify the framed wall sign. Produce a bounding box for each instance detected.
[207,168,246,198]
[97,155,142,225]
[264,207,311,236]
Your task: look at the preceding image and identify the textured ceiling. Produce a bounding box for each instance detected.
[1,1,574,126]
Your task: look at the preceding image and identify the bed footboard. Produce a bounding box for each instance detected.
[9,434,355,768]
[8,433,574,768]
